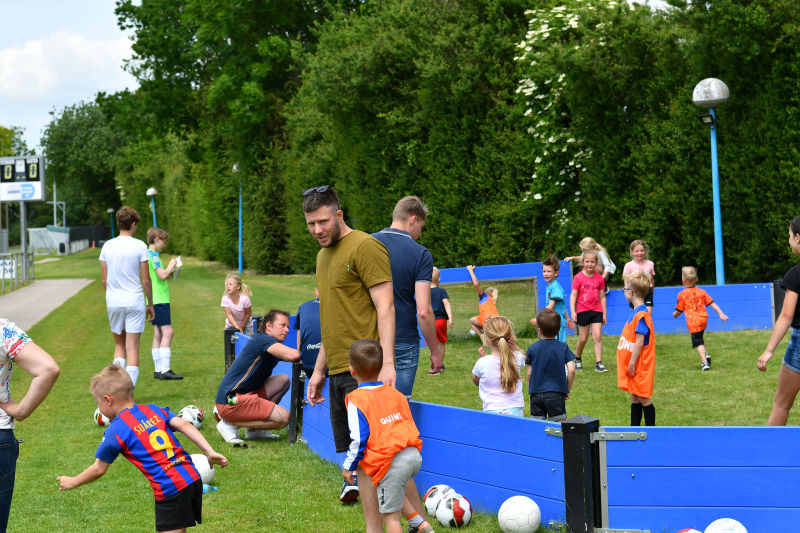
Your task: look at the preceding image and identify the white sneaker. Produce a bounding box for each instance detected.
[244,428,280,440]
[216,419,243,444]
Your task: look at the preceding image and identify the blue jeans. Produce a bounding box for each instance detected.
[0,429,19,533]
[394,343,420,398]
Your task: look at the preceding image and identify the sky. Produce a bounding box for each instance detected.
[0,0,139,153]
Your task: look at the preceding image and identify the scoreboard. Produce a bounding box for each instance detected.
[0,156,46,202]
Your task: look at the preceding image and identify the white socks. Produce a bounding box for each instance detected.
[113,357,126,368]
[159,347,171,373]
[152,348,162,373]
[126,365,139,387]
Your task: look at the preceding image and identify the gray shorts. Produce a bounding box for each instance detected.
[377,447,422,514]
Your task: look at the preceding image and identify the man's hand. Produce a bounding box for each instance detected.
[306,372,326,405]
[146,305,155,322]
[379,364,396,388]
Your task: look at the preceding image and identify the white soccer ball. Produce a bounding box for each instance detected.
[498,495,541,533]
[704,518,748,533]
[190,453,215,484]
[677,529,702,533]
[93,407,111,427]
[424,484,454,515]
[435,493,472,528]
[178,405,204,429]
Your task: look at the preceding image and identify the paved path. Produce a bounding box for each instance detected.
[0,279,94,330]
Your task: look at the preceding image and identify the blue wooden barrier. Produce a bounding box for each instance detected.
[601,425,800,533]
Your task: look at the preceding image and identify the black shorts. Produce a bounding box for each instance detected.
[691,330,705,348]
[328,371,358,453]
[530,392,567,421]
[576,310,603,327]
[154,479,202,532]
[151,304,171,327]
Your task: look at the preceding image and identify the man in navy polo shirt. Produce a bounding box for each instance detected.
[373,196,442,399]
[294,289,322,377]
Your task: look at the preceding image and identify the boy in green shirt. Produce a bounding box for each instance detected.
[147,227,183,380]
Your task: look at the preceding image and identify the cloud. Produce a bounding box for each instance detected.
[0,29,136,102]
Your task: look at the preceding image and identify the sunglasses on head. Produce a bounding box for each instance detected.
[302,185,331,197]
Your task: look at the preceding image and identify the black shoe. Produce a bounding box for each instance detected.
[154,372,161,379]
[160,369,184,380]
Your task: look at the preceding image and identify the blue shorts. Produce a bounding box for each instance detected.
[783,328,800,374]
[151,303,171,327]
[485,407,524,417]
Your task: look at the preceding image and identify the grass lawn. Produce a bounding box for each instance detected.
[6,250,788,532]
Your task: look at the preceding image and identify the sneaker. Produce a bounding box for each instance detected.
[244,428,280,440]
[154,372,160,379]
[595,362,608,373]
[702,362,710,372]
[340,475,359,503]
[705,354,711,368]
[159,369,184,380]
[575,358,583,371]
[408,521,435,533]
[216,419,244,445]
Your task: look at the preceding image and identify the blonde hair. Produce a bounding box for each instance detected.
[681,266,698,284]
[485,287,498,302]
[432,266,440,284]
[579,237,609,259]
[623,271,651,299]
[90,364,134,401]
[629,239,649,257]
[224,273,252,298]
[582,250,599,263]
[483,316,520,393]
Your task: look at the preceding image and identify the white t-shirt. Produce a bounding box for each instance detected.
[472,350,525,412]
[1,319,32,429]
[99,236,148,308]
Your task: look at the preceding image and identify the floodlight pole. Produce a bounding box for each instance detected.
[107,208,116,238]
[233,163,242,274]
[708,108,725,285]
[146,187,158,227]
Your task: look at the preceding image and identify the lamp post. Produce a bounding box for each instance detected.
[232,163,242,274]
[146,187,158,227]
[693,78,730,285]
[107,208,116,238]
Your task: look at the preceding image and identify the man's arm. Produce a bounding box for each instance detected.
[140,260,154,321]
[307,343,328,405]
[369,281,396,387]
[100,261,108,291]
[415,281,442,372]
[268,343,301,362]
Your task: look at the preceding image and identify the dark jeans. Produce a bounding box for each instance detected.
[530,392,567,421]
[0,429,19,533]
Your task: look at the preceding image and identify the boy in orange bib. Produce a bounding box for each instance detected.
[617,271,656,426]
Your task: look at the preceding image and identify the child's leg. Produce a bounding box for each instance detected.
[630,396,643,426]
[696,344,708,364]
[469,316,483,337]
[767,365,800,425]
[590,322,603,362]
[357,466,382,533]
[152,326,163,349]
[575,325,589,358]
[635,394,655,426]
[383,510,404,533]
[159,324,174,348]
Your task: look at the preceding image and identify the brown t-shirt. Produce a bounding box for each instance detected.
[316,230,392,374]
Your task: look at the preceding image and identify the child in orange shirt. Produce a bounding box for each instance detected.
[617,271,656,426]
[467,265,499,345]
[672,266,728,371]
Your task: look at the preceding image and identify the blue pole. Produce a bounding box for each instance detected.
[709,107,725,285]
[150,197,157,227]
[109,213,115,238]
[238,181,243,274]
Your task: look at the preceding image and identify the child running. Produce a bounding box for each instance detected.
[623,240,655,313]
[146,227,183,380]
[570,251,608,372]
[221,273,253,336]
[673,266,728,371]
[531,256,573,342]
[57,365,228,533]
[617,272,656,426]
[471,316,525,417]
[466,264,499,344]
[526,308,576,421]
[342,339,432,533]
[429,267,453,375]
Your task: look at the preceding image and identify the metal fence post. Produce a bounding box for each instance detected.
[288,361,304,444]
[562,414,601,533]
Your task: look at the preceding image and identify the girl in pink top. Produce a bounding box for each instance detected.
[221,274,253,335]
[622,240,655,313]
[570,252,608,373]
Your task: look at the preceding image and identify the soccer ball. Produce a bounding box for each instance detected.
[93,407,111,426]
[704,518,748,533]
[178,405,204,429]
[435,493,472,528]
[424,484,454,515]
[190,453,214,484]
[498,495,541,533]
[678,529,702,533]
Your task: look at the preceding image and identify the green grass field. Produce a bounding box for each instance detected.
[5,250,789,532]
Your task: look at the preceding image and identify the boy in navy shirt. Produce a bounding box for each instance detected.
[57,365,228,533]
[525,308,576,421]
